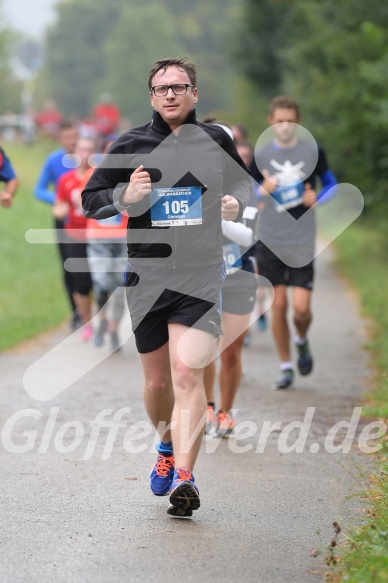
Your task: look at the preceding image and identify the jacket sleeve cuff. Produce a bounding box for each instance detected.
[234,199,244,222]
[113,184,130,213]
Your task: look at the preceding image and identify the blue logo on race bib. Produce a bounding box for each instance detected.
[272,182,305,212]
[222,243,242,275]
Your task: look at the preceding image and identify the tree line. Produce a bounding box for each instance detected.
[36,0,243,125]
[235,0,388,217]
[1,0,388,217]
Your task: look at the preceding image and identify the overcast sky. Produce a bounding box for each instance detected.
[2,0,57,37]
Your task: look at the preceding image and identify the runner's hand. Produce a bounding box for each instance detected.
[302,183,317,207]
[0,191,12,208]
[122,165,152,205]
[53,200,70,220]
[259,169,278,196]
[221,195,239,221]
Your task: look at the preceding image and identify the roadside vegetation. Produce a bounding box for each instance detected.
[325,223,388,582]
[0,141,69,351]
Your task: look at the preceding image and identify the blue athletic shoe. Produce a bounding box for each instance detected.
[150,452,175,496]
[167,467,200,517]
[296,339,313,375]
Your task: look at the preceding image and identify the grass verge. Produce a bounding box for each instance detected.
[0,140,69,351]
[333,221,388,418]
[325,219,388,582]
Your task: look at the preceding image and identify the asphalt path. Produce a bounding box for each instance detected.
[0,244,374,583]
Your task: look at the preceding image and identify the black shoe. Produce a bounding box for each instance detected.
[70,311,82,330]
[167,468,200,517]
[296,340,313,375]
[275,368,294,389]
[167,504,193,517]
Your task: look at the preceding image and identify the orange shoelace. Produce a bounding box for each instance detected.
[218,411,236,429]
[155,454,174,477]
[174,467,193,483]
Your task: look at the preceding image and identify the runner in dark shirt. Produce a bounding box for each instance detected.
[251,96,337,389]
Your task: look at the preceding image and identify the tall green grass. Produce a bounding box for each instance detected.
[327,220,388,582]
[0,140,69,351]
[333,221,388,419]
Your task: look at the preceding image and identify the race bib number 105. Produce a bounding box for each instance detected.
[150,186,203,226]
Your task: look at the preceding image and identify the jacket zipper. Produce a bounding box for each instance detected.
[172,137,179,269]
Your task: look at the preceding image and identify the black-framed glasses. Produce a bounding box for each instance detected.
[151,84,194,97]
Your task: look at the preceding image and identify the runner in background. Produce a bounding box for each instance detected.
[80,135,128,352]
[203,121,259,437]
[0,145,18,209]
[231,124,248,145]
[251,96,338,389]
[235,140,268,341]
[93,93,120,146]
[35,99,63,139]
[34,121,80,329]
[53,138,95,341]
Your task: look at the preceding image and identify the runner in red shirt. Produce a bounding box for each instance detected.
[35,99,63,137]
[81,135,128,351]
[53,138,95,340]
[93,93,120,140]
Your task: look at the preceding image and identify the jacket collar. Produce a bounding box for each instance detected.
[151,109,197,135]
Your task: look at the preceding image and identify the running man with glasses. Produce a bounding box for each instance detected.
[82,57,250,517]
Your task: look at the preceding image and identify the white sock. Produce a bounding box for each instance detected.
[294,335,306,346]
[280,362,293,371]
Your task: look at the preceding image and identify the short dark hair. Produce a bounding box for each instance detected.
[236,139,253,152]
[231,124,248,141]
[202,116,217,124]
[269,96,300,119]
[59,120,77,132]
[202,117,232,133]
[148,57,197,90]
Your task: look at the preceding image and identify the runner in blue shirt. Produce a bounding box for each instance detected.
[0,146,18,209]
[34,122,80,328]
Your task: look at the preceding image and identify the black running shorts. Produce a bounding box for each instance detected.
[221,268,258,315]
[124,262,225,353]
[254,241,314,290]
[63,238,93,296]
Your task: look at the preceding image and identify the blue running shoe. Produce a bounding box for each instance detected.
[296,339,313,375]
[167,467,200,516]
[150,452,175,496]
